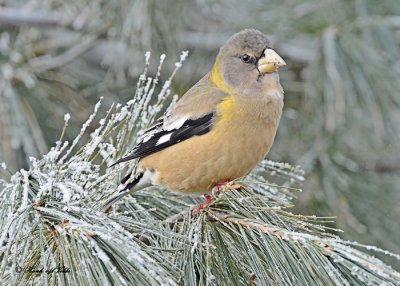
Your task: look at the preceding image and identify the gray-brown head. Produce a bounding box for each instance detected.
[210,29,286,95]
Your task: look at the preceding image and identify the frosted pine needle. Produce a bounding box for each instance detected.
[0,51,399,286]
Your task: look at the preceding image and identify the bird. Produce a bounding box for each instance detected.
[102,29,286,213]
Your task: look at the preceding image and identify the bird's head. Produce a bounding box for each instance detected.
[210,29,286,95]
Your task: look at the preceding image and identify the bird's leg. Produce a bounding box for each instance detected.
[192,180,242,215]
[192,194,214,215]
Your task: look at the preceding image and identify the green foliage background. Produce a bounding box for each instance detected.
[1,0,399,270]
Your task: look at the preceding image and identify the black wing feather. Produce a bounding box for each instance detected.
[111,112,215,165]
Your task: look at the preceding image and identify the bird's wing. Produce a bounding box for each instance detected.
[112,74,227,165]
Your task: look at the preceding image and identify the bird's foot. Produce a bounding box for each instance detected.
[212,179,241,196]
[192,194,214,215]
[192,181,242,215]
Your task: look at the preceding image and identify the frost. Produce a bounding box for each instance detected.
[37,181,53,197]
[84,136,102,155]
[139,74,146,81]
[118,276,128,285]
[127,251,144,264]
[109,221,124,232]
[180,50,189,62]
[92,244,110,263]
[114,107,130,122]
[99,143,116,164]
[60,98,103,163]
[44,146,63,163]
[144,51,151,63]
[57,183,72,203]
[64,113,71,122]
[19,170,30,210]
[190,222,201,254]
[70,206,81,212]
[160,53,166,62]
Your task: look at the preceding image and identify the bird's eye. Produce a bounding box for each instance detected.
[241,54,255,64]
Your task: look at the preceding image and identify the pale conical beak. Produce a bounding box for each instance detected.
[257,49,286,73]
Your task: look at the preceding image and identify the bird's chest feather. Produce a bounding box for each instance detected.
[216,93,283,138]
[214,93,283,164]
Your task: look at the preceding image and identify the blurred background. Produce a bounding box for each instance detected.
[0,0,399,268]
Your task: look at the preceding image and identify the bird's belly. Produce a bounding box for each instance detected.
[139,117,278,194]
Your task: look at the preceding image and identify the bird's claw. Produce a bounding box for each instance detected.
[226,181,241,190]
[192,194,214,215]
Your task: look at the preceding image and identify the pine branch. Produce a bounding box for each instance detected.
[0,52,399,286]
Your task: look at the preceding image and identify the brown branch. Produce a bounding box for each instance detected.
[372,160,400,173]
[248,273,256,286]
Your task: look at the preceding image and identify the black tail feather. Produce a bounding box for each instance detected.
[121,173,132,185]
[101,171,144,212]
[109,155,138,168]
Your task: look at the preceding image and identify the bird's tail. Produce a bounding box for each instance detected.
[101,170,144,212]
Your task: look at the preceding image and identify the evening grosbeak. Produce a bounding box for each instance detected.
[102,29,286,213]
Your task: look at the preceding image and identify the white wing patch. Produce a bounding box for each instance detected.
[163,116,188,131]
[139,116,187,143]
[156,133,172,145]
[142,132,155,143]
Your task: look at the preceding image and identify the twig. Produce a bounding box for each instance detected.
[372,160,400,173]
[207,210,282,237]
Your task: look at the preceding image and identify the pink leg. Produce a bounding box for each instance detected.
[192,194,214,215]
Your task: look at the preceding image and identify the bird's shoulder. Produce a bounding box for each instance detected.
[166,73,229,122]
